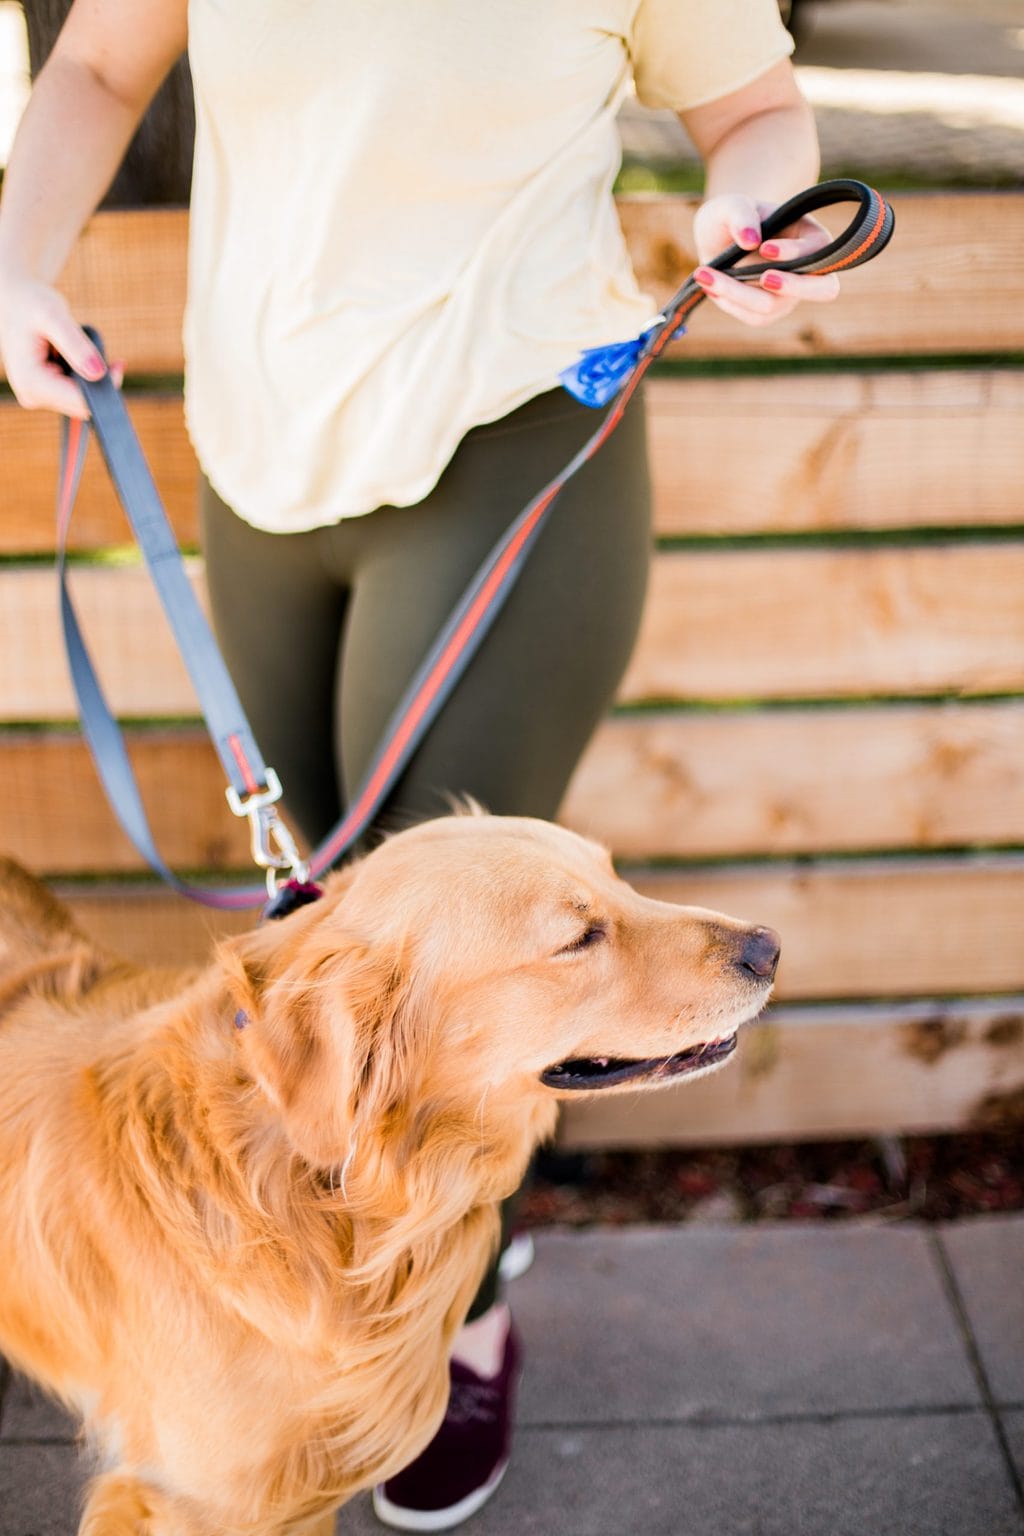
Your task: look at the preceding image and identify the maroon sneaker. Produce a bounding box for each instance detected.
[372,1322,522,1531]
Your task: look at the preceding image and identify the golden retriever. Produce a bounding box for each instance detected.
[0,814,778,1536]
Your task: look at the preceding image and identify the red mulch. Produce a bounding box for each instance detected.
[518,1130,1024,1227]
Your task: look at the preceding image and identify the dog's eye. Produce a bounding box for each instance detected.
[558,923,606,956]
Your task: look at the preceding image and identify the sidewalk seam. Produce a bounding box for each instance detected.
[930,1229,1024,1522]
[518,1404,992,1434]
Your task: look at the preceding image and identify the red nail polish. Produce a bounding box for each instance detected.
[762,272,784,292]
[740,227,760,246]
[761,241,781,258]
[694,268,714,287]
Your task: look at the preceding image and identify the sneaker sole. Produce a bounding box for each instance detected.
[371,1457,509,1532]
[496,1233,534,1283]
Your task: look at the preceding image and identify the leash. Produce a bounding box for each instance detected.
[57,178,894,918]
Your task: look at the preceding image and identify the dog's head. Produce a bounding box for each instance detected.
[221,815,778,1180]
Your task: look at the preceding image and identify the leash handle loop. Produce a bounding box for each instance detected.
[646,178,894,362]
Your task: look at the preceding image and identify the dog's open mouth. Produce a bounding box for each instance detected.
[540,1034,737,1091]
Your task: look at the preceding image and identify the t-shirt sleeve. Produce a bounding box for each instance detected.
[630,0,796,113]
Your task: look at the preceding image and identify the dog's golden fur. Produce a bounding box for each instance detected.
[0,816,776,1535]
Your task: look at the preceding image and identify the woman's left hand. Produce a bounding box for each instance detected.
[690,192,840,328]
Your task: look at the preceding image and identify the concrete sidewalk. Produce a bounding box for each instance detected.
[2,1217,1022,1535]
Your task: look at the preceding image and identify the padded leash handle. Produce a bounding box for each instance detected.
[653,178,895,350]
[57,179,894,913]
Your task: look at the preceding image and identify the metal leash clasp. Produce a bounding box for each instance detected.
[225,770,311,898]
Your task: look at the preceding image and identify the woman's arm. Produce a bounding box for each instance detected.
[0,0,188,416]
[680,58,840,328]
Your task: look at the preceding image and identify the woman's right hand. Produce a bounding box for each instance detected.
[0,273,107,419]
[0,1,188,420]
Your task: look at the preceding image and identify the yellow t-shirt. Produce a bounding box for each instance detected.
[183,0,793,531]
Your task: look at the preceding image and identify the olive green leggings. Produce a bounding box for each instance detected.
[200,386,651,1317]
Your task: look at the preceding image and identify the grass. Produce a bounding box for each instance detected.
[614,158,1023,196]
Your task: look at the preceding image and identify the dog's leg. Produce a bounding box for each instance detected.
[79,1473,202,1536]
[79,1472,171,1536]
[80,1474,208,1536]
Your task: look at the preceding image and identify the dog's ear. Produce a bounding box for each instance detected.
[219,909,414,1170]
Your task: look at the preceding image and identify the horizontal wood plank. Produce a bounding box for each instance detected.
[4,728,254,873]
[0,396,198,553]
[6,370,1024,554]
[59,855,1024,998]
[4,543,1022,720]
[0,194,1014,382]
[646,370,1024,537]
[0,561,203,719]
[562,701,1024,859]
[6,702,1024,873]
[630,856,1024,1000]
[558,997,1024,1148]
[624,541,1024,702]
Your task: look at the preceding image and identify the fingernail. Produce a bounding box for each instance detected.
[740,227,760,246]
[694,268,715,288]
[762,272,784,292]
[82,352,106,379]
[760,241,781,258]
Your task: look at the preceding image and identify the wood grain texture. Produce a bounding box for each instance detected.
[7,702,1023,872]
[0,562,204,720]
[630,856,1024,1000]
[0,396,198,553]
[5,543,1022,720]
[5,728,254,873]
[645,370,1024,537]
[557,997,1024,1148]
[59,855,1024,998]
[6,370,1024,553]
[0,193,1014,380]
[562,701,1024,858]
[622,541,1024,703]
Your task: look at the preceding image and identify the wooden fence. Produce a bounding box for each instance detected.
[2,191,1023,1147]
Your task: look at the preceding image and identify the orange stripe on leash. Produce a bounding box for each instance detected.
[813,191,887,276]
[227,733,261,795]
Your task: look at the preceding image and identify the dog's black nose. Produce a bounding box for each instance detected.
[737,926,781,980]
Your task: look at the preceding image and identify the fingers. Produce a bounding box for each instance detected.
[39,294,107,383]
[758,215,833,265]
[690,201,841,328]
[692,191,763,266]
[24,351,95,420]
[0,283,106,419]
[760,268,841,304]
[693,264,839,326]
[694,266,789,326]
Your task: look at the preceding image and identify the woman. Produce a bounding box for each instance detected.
[0,3,838,1528]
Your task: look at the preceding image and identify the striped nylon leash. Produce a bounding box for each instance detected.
[57,178,894,917]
